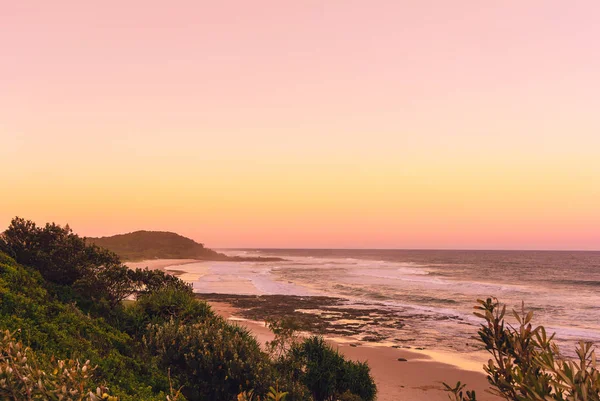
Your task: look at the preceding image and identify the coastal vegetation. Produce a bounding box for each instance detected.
[3,217,597,401]
[0,217,375,400]
[446,298,600,401]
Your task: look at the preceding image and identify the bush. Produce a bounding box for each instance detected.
[121,286,213,338]
[0,252,173,401]
[0,217,120,288]
[263,320,376,401]
[446,298,600,401]
[0,329,115,401]
[1,217,379,401]
[144,318,273,401]
[290,336,376,401]
[0,217,190,311]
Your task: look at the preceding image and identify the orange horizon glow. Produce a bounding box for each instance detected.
[1,1,599,250]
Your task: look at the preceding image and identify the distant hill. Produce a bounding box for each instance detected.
[88,230,223,261]
[88,230,283,262]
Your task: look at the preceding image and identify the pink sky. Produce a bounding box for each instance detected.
[1,1,599,249]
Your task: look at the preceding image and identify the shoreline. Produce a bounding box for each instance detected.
[195,293,489,371]
[130,259,498,400]
[126,258,202,271]
[124,255,286,267]
[206,298,498,401]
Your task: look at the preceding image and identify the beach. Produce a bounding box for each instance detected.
[208,298,497,401]
[130,258,501,401]
[130,249,600,357]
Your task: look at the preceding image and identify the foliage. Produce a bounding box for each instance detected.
[266,386,290,401]
[144,318,273,401]
[268,333,376,401]
[288,336,376,401]
[446,298,600,401]
[0,251,175,400]
[0,217,189,310]
[0,217,378,401]
[0,217,120,289]
[237,389,260,401]
[120,286,212,339]
[335,391,365,401]
[444,381,477,401]
[128,267,191,295]
[265,319,311,401]
[266,318,301,359]
[237,387,289,401]
[263,319,376,401]
[0,329,116,401]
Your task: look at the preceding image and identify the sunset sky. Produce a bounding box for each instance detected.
[1,1,599,249]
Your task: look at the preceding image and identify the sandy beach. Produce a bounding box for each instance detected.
[127,259,201,271]
[210,300,497,401]
[130,259,499,401]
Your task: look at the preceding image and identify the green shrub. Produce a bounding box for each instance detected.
[0,329,116,401]
[266,318,301,359]
[336,391,364,401]
[291,336,376,401]
[1,217,379,401]
[337,359,376,401]
[122,286,213,338]
[144,318,273,401]
[446,298,600,401]
[0,217,190,311]
[0,252,173,400]
[0,217,120,289]
[237,387,289,401]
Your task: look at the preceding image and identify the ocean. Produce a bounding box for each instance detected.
[173,249,600,357]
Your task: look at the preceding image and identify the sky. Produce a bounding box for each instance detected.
[1,1,599,250]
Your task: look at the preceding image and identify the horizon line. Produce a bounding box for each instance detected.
[218,247,600,252]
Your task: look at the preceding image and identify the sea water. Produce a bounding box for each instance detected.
[171,249,600,356]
